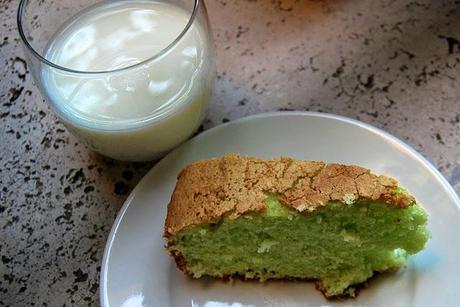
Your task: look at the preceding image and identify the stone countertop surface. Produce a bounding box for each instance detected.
[1,0,459,305]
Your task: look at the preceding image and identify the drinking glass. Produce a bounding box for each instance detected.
[17,0,214,161]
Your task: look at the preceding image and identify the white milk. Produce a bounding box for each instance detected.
[41,0,213,161]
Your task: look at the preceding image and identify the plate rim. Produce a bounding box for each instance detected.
[99,111,460,306]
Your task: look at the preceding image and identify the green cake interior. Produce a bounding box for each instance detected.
[169,194,429,297]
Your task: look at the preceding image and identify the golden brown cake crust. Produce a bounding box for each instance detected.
[164,154,415,237]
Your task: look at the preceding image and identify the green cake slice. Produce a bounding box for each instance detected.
[164,154,429,297]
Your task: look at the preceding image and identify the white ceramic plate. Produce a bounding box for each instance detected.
[101,112,460,307]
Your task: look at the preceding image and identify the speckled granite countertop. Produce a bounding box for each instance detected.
[1,0,459,305]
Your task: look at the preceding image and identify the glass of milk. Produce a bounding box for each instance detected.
[17,0,214,161]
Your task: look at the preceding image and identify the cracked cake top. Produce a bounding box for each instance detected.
[164,154,415,237]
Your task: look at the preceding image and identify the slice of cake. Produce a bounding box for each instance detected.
[164,154,429,297]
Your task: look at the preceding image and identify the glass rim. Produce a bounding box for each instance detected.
[17,0,201,74]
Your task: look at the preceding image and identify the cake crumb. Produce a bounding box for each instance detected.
[343,194,357,205]
[257,240,279,253]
